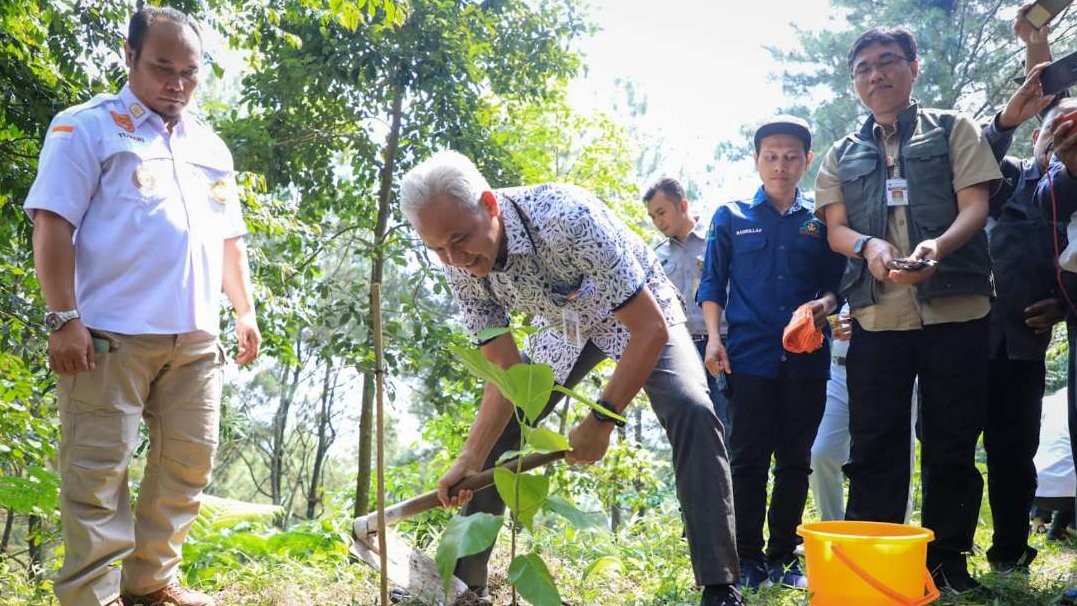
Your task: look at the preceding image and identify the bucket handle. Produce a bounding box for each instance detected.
[830,543,940,606]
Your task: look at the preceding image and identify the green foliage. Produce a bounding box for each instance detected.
[0,466,58,515]
[433,512,504,598]
[508,552,561,606]
[493,468,549,530]
[542,494,606,531]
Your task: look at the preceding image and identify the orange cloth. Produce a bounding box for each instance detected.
[782,303,824,354]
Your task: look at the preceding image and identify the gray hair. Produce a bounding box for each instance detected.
[399,150,491,218]
[1045,98,1077,129]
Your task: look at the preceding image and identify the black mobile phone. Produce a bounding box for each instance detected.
[889,258,937,272]
[1042,50,1077,96]
[1025,0,1072,30]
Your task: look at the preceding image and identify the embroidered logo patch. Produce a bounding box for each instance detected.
[110,111,135,133]
[799,219,823,239]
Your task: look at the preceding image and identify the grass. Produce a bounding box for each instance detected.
[2,445,1075,605]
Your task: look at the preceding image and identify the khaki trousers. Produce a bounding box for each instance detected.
[54,331,223,606]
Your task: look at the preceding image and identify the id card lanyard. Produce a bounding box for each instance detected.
[885,153,908,208]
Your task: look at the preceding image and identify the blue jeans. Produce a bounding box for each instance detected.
[455,324,739,587]
[694,338,731,437]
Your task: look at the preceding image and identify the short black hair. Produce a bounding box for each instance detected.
[643,177,686,204]
[847,27,917,71]
[128,6,201,58]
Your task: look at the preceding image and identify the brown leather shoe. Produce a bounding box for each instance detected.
[124,582,215,606]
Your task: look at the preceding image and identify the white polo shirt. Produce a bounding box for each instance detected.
[24,84,247,335]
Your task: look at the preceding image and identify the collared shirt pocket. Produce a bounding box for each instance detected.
[731,230,767,280]
[105,138,176,209]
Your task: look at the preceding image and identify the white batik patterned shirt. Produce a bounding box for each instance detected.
[443,183,686,384]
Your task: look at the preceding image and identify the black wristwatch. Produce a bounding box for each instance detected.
[852,236,873,259]
[591,400,626,428]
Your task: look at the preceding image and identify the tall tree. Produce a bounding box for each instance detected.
[217,0,589,517]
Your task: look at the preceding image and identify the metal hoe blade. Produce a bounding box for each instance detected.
[350,451,564,605]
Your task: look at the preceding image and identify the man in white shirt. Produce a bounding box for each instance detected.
[25,7,259,606]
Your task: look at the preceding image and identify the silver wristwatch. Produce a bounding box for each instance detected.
[44,309,80,332]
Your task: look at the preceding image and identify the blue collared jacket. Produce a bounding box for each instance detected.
[697,186,846,379]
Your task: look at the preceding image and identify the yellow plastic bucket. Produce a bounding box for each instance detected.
[797,521,939,605]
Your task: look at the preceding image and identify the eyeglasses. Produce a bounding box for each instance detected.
[851,53,911,80]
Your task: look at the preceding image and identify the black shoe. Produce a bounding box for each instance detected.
[463,585,493,606]
[701,584,744,606]
[737,557,771,591]
[930,560,985,597]
[988,545,1037,574]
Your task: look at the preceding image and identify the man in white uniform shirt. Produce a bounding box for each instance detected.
[25,7,259,606]
[645,177,732,435]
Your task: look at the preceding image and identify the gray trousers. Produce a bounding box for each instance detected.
[455,325,739,587]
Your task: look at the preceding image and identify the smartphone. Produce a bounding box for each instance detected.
[889,258,937,272]
[1025,0,1072,30]
[1042,50,1077,96]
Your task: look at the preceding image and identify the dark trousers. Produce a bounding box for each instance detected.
[1069,323,1077,512]
[845,317,988,567]
[984,351,1045,563]
[454,327,739,587]
[727,372,826,563]
[694,338,732,436]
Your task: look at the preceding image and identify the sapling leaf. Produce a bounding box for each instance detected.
[450,344,515,400]
[544,494,607,530]
[551,384,627,423]
[434,513,503,599]
[506,362,555,423]
[495,449,523,465]
[524,427,570,453]
[477,326,513,341]
[508,553,561,606]
[580,555,624,586]
[493,468,549,529]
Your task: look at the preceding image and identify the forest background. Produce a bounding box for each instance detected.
[1,0,1075,604]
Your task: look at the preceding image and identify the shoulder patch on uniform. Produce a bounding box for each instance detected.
[110,111,135,133]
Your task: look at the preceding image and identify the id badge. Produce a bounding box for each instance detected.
[886,178,909,207]
[562,308,583,348]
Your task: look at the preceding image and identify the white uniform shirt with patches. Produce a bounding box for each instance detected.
[24,84,246,335]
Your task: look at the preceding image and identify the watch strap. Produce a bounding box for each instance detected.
[591,400,626,428]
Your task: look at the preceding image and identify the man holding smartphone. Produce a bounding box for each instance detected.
[978,6,1071,575]
[25,7,260,606]
[814,27,1001,595]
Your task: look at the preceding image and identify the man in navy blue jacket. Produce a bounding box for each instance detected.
[698,116,845,592]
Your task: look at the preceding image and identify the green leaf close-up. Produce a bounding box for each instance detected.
[507,552,561,606]
[434,512,503,598]
[493,468,549,530]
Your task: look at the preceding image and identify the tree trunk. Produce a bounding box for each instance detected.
[1,508,13,555]
[355,81,405,520]
[27,514,41,580]
[271,332,303,516]
[307,359,338,519]
[355,370,375,517]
